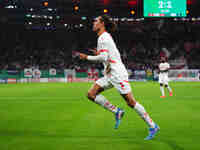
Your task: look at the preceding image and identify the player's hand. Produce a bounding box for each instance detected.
[79,53,88,60]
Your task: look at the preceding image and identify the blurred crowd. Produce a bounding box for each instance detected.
[0,19,200,71]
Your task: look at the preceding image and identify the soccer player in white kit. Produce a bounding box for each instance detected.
[159,57,173,98]
[79,15,159,140]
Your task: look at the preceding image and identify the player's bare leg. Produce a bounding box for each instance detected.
[121,92,160,140]
[165,84,173,96]
[87,84,116,113]
[87,83,124,129]
[160,83,166,98]
[87,83,104,101]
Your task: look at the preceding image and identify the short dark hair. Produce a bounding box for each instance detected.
[100,14,117,33]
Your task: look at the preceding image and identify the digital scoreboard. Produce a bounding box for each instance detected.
[144,0,187,17]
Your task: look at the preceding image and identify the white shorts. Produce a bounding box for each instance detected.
[96,75,132,94]
[159,73,169,85]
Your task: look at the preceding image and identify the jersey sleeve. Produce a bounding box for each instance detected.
[87,53,107,61]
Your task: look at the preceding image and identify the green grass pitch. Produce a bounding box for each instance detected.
[0,82,199,150]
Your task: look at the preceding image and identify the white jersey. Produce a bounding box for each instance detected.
[159,62,170,84]
[159,62,170,74]
[88,32,128,78]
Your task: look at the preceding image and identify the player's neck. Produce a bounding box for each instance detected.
[97,28,106,37]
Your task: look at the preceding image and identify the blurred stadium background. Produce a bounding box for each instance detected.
[0,1,200,150]
[0,0,200,82]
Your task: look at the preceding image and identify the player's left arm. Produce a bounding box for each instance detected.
[88,48,100,56]
[79,53,88,60]
[79,48,99,59]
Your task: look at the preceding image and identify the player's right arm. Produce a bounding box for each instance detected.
[87,50,108,62]
[79,50,108,62]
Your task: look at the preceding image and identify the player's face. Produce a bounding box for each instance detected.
[161,57,166,62]
[93,16,104,32]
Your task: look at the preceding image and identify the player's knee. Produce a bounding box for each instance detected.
[160,83,163,86]
[87,91,96,101]
[122,93,136,108]
[127,101,135,108]
[165,84,168,88]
